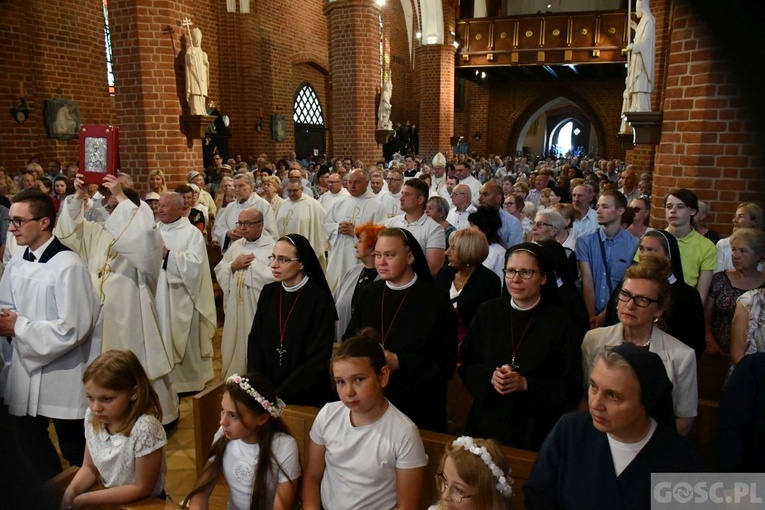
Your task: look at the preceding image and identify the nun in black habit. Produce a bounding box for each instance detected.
[247,233,338,407]
[525,343,704,510]
[344,227,458,433]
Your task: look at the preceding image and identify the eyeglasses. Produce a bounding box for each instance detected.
[632,207,643,213]
[450,192,466,196]
[9,217,43,228]
[236,221,263,228]
[533,221,553,228]
[617,289,659,308]
[268,255,300,264]
[435,473,473,504]
[385,177,403,182]
[503,268,536,279]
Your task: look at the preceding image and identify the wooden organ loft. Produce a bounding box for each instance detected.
[455,10,628,80]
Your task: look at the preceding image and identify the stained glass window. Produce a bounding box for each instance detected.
[103,0,115,95]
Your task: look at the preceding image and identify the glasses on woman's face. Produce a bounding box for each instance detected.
[268,255,300,265]
[532,221,553,229]
[503,268,536,280]
[617,289,658,308]
[435,473,473,504]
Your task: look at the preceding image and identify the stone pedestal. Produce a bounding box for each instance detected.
[625,111,663,145]
[180,114,216,140]
[375,128,394,145]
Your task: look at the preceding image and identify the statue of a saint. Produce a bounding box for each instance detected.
[626,0,655,112]
[377,78,393,131]
[185,27,209,116]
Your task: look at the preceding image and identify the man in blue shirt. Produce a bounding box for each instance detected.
[576,190,639,329]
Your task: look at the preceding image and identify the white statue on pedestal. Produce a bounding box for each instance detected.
[626,0,655,113]
[377,78,393,131]
[185,26,209,116]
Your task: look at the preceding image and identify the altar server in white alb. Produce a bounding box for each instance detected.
[0,189,102,482]
[276,178,328,267]
[214,207,275,378]
[323,168,386,291]
[155,192,217,394]
[54,174,179,424]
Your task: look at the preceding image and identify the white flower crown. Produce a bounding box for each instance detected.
[452,436,513,497]
[227,374,286,418]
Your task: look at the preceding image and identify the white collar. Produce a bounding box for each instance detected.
[385,273,418,290]
[510,295,541,311]
[282,275,309,292]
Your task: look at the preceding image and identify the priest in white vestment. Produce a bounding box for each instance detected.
[155,192,217,394]
[276,178,328,266]
[212,172,277,252]
[54,175,179,424]
[323,169,387,291]
[377,169,404,218]
[317,172,349,211]
[214,208,275,378]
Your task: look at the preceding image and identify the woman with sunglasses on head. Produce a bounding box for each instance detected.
[626,196,652,239]
[582,254,698,436]
[459,243,583,451]
[247,233,337,408]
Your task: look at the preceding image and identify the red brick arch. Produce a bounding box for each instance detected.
[289,53,330,75]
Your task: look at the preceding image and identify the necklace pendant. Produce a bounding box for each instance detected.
[276,346,286,365]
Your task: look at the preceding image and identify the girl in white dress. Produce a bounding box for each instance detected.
[61,350,167,509]
[302,328,429,510]
[184,372,300,510]
[429,436,513,510]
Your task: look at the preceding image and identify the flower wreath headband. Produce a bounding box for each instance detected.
[452,436,513,497]
[227,374,286,418]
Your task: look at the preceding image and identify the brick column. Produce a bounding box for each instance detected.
[325,0,381,163]
[416,44,455,159]
[110,0,206,187]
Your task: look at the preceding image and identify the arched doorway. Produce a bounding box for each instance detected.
[293,82,326,160]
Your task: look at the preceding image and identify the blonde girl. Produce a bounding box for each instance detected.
[302,328,428,510]
[429,437,513,510]
[61,350,166,509]
[183,372,300,510]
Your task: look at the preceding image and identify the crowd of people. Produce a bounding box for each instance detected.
[1,149,763,509]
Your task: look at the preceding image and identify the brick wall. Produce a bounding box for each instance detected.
[454,78,490,156]
[650,0,765,236]
[386,0,417,131]
[417,44,456,160]
[0,0,116,173]
[326,0,382,164]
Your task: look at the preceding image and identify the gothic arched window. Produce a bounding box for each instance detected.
[293,83,324,126]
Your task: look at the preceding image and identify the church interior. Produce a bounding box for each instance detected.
[1,0,765,508]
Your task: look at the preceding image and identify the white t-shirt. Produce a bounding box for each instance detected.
[385,213,445,251]
[310,400,428,510]
[607,418,658,476]
[84,408,167,497]
[213,428,301,510]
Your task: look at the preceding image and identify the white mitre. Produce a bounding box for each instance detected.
[432,152,446,168]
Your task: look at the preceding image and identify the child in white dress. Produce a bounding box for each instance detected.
[184,372,301,510]
[302,328,429,510]
[61,350,167,508]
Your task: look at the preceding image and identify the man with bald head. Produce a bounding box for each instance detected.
[214,208,275,378]
[446,183,476,230]
[324,168,387,290]
[618,167,639,204]
[572,184,598,239]
[478,181,523,248]
[281,166,314,198]
[156,191,217,394]
[212,172,277,252]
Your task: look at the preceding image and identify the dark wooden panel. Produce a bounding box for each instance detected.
[517,17,543,49]
[543,16,569,49]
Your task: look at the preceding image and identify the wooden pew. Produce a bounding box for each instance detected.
[697,352,730,402]
[45,465,179,509]
[192,381,538,509]
[688,398,720,471]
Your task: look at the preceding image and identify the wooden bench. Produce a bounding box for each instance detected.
[688,398,720,471]
[697,352,730,402]
[45,465,178,509]
[192,381,538,509]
